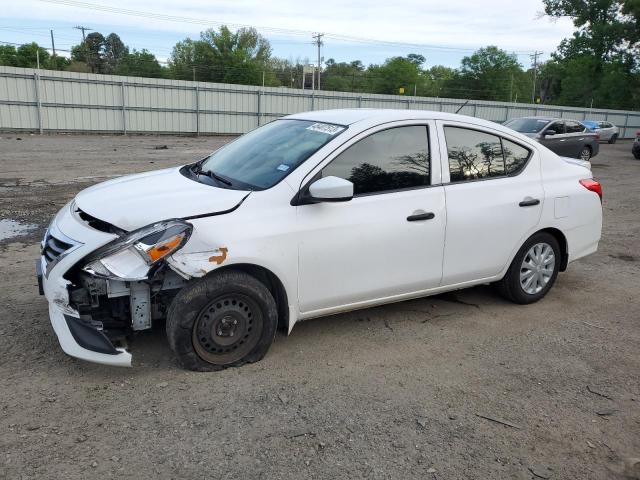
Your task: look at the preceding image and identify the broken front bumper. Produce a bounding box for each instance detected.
[38,202,132,367]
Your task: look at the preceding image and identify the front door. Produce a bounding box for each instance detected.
[296,124,446,315]
[540,121,568,155]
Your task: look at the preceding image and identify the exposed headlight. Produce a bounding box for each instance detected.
[82,219,192,281]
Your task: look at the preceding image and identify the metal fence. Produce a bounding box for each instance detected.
[1,66,639,138]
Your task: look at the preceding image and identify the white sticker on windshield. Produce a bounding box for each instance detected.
[277,164,290,172]
[306,123,344,135]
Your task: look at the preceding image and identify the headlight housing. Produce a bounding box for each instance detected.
[82,219,192,281]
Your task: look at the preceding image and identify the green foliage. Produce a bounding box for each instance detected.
[115,49,164,78]
[541,0,639,109]
[169,26,274,85]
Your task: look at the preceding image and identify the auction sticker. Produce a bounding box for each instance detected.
[306,123,345,135]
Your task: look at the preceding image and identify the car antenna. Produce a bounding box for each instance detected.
[455,100,470,114]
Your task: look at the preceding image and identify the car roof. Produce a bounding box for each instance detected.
[284,108,500,128]
[509,116,557,122]
[283,109,546,148]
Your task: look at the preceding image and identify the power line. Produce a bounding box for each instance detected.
[38,0,536,55]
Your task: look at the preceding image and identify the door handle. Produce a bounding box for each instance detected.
[407,212,435,222]
[519,198,540,207]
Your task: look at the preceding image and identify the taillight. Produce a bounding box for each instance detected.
[594,132,600,140]
[580,179,602,202]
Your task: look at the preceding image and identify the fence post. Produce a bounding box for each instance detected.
[473,104,477,117]
[505,106,510,122]
[358,96,362,108]
[623,113,629,139]
[195,85,200,136]
[120,81,127,135]
[33,72,43,134]
[406,99,410,109]
[311,91,315,111]
[256,90,261,127]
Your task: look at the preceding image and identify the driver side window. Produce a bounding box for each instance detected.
[321,126,430,196]
[547,121,565,134]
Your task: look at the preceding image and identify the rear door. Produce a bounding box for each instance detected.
[564,120,589,157]
[437,122,544,285]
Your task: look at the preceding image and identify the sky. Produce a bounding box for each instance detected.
[0,0,576,69]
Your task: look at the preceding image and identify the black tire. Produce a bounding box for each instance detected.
[497,232,561,304]
[608,134,617,144]
[579,146,592,161]
[166,269,278,371]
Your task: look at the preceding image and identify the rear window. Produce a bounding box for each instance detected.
[444,127,532,183]
[505,118,549,133]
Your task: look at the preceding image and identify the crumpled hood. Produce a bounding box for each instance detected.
[74,167,249,231]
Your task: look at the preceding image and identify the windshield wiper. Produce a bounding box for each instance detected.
[191,163,233,187]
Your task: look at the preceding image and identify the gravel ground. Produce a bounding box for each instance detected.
[0,133,639,480]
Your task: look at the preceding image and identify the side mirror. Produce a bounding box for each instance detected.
[544,129,556,136]
[308,176,354,202]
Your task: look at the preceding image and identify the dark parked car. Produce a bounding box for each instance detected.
[504,117,599,161]
[633,131,640,159]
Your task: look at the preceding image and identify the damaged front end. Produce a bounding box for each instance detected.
[40,203,195,367]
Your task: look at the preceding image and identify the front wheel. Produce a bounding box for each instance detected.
[497,232,561,304]
[166,270,278,371]
[608,134,617,144]
[579,146,592,161]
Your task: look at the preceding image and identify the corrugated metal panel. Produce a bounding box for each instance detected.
[1,66,639,137]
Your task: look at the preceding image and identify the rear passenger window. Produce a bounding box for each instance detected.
[503,139,531,175]
[444,127,505,182]
[566,121,585,133]
[322,126,430,195]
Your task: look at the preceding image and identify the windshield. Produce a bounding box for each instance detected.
[582,121,599,129]
[200,119,346,190]
[504,118,550,133]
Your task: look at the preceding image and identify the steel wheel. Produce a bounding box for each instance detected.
[579,147,592,161]
[520,242,555,295]
[192,293,264,365]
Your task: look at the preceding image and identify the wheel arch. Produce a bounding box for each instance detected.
[537,227,569,271]
[210,263,290,332]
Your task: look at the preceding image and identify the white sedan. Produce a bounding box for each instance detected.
[38,109,603,370]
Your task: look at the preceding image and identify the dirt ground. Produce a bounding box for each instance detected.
[0,133,638,480]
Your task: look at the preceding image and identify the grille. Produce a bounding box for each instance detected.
[42,232,74,268]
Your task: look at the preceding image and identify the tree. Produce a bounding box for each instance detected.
[542,0,640,109]
[0,45,18,67]
[71,32,105,73]
[115,49,164,78]
[322,58,365,92]
[367,55,424,95]
[169,26,275,85]
[450,46,525,101]
[103,33,128,73]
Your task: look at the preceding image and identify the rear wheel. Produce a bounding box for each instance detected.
[166,270,278,371]
[579,146,592,161]
[497,232,560,304]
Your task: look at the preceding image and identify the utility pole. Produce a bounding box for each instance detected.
[509,73,513,103]
[74,25,92,41]
[50,30,56,57]
[312,33,324,91]
[530,51,543,104]
[50,29,56,68]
